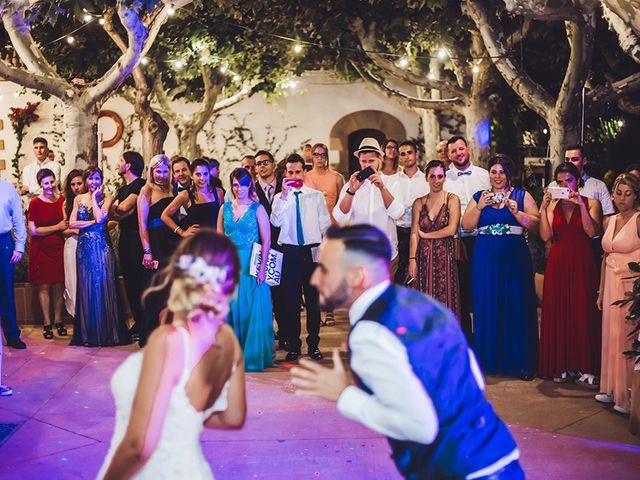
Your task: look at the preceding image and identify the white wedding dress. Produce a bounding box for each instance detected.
[97,327,230,479]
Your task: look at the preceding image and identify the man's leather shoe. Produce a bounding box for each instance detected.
[285,351,301,361]
[7,338,26,349]
[309,349,323,361]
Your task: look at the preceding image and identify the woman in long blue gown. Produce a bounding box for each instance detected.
[461,155,540,379]
[69,167,129,346]
[218,167,274,372]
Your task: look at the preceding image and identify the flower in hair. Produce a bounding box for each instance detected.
[177,255,227,285]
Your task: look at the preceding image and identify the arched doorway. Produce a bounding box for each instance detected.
[329,110,406,175]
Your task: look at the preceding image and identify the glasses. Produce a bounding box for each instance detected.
[256,160,274,166]
[385,145,398,150]
[312,152,328,158]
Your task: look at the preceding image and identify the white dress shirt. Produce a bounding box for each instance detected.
[548,174,614,215]
[21,160,62,198]
[270,185,331,246]
[0,178,27,252]
[444,164,490,237]
[333,177,405,259]
[391,169,430,228]
[337,280,519,479]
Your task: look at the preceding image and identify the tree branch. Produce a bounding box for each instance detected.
[153,73,179,123]
[352,17,466,97]
[601,2,640,64]
[602,0,640,37]
[0,60,69,99]
[188,62,222,132]
[587,71,640,109]
[1,1,59,77]
[505,18,532,48]
[462,0,554,120]
[213,82,255,113]
[350,59,463,113]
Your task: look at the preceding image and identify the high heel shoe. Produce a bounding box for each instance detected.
[43,325,54,340]
[55,323,68,337]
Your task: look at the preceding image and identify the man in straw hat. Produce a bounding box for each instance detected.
[332,137,404,276]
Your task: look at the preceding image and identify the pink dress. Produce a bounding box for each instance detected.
[600,212,640,411]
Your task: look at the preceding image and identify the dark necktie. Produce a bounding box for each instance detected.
[265,184,273,202]
[457,171,472,176]
[294,191,305,246]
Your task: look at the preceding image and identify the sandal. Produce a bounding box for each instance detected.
[576,373,599,390]
[324,312,335,327]
[43,325,54,340]
[55,323,68,337]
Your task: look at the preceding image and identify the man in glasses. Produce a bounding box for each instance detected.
[393,141,429,284]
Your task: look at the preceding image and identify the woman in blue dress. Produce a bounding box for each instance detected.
[217,167,274,372]
[69,167,129,346]
[462,154,539,379]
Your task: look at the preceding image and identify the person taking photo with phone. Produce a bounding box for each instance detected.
[333,137,404,276]
[271,154,331,362]
[538,162,602,387]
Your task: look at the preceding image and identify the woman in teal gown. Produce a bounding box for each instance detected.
[218,167,274,371]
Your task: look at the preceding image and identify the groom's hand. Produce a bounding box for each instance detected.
[291,349,350,402]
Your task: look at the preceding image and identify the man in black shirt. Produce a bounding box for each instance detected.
[111,151,146,339]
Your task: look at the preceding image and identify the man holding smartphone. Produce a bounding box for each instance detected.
[333,137,404,276]
[271,154,331,361]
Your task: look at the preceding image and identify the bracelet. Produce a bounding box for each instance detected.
[173,226,182,234]
[143,247,151,255]
[346,189,355,196]
[409,257,416,261]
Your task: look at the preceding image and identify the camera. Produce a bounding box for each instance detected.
[487,192,507,204]
[548,187,571,200]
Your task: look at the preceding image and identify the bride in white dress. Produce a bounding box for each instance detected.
[98,230,246,479]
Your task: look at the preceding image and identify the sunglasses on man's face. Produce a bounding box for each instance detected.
[256,160,274,166]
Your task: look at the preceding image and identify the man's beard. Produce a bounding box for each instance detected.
[319,278,351,311]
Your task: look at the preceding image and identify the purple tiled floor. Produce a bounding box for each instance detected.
[1,331,639,479]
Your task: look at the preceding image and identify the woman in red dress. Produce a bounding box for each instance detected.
[28,168,67,339]
[538,163,602,384]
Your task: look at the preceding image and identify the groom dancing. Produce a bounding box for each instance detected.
[291,224,524,479]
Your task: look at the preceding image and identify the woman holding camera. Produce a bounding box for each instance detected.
[538,163,602,384]
[462,154,540,379]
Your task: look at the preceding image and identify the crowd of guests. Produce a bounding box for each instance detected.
[0,135,638,417]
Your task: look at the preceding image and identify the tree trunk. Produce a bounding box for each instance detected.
[176,122,199,159]
[547,117,580,170]
[421,109,440,161]
[140,110,169,161]
[63,103,99,170]
[463,96,492,168]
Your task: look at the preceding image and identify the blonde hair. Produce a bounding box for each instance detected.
[146,154,172,194]
[143,229,240,316]
[613,173,640,207]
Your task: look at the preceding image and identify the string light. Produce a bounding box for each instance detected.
[471,65,480,73]
[232,74,241,81]
[219,65,228,74]
[437,48,447,60]
[83,14,92,22]
[542,128,548,134]
[174,60,184,69]
[140,57,149,65]
[166,5,176,16]
[98,18,106,26]
[427,72,436,80]
[616,119,624,127]
[293,44,303,54]
[67,36,75,44]
[398,57,409,68]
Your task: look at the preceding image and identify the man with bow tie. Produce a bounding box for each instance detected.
[444,136,490,339]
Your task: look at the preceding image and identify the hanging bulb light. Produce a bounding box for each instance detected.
[140,57,149,66]
[427,72,436,80]
[232,74,241,82]
[293,44,303,54]
[98,18,106,26]
[174,60,184,70]
[437,48,447,60]
[398,57,409,68]
[219,64,228,74]
[67,36,75,44]
[83,14,92,22]
[166,5,176,16]
[471,65,480,74]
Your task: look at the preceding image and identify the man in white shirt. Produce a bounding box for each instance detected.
[393,140,429,284]
[20,137,61,200]
[271,153,331,362]
[548,144,615,216]
[333,137,404,275]
[291,224,523,480]
[443,136,490,338]
[0,177,27,351]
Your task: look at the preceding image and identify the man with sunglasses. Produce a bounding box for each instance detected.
[392,141,429,284]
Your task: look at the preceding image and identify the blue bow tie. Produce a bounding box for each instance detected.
[457,171,472,176]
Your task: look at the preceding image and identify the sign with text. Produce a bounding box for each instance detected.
[249,243,283,286]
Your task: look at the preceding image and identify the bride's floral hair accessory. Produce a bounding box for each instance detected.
[177,254,228,285]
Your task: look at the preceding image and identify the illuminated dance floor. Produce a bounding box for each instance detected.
[0,323,638,479]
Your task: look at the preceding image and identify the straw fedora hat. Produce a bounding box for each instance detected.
[353,137,383,157]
